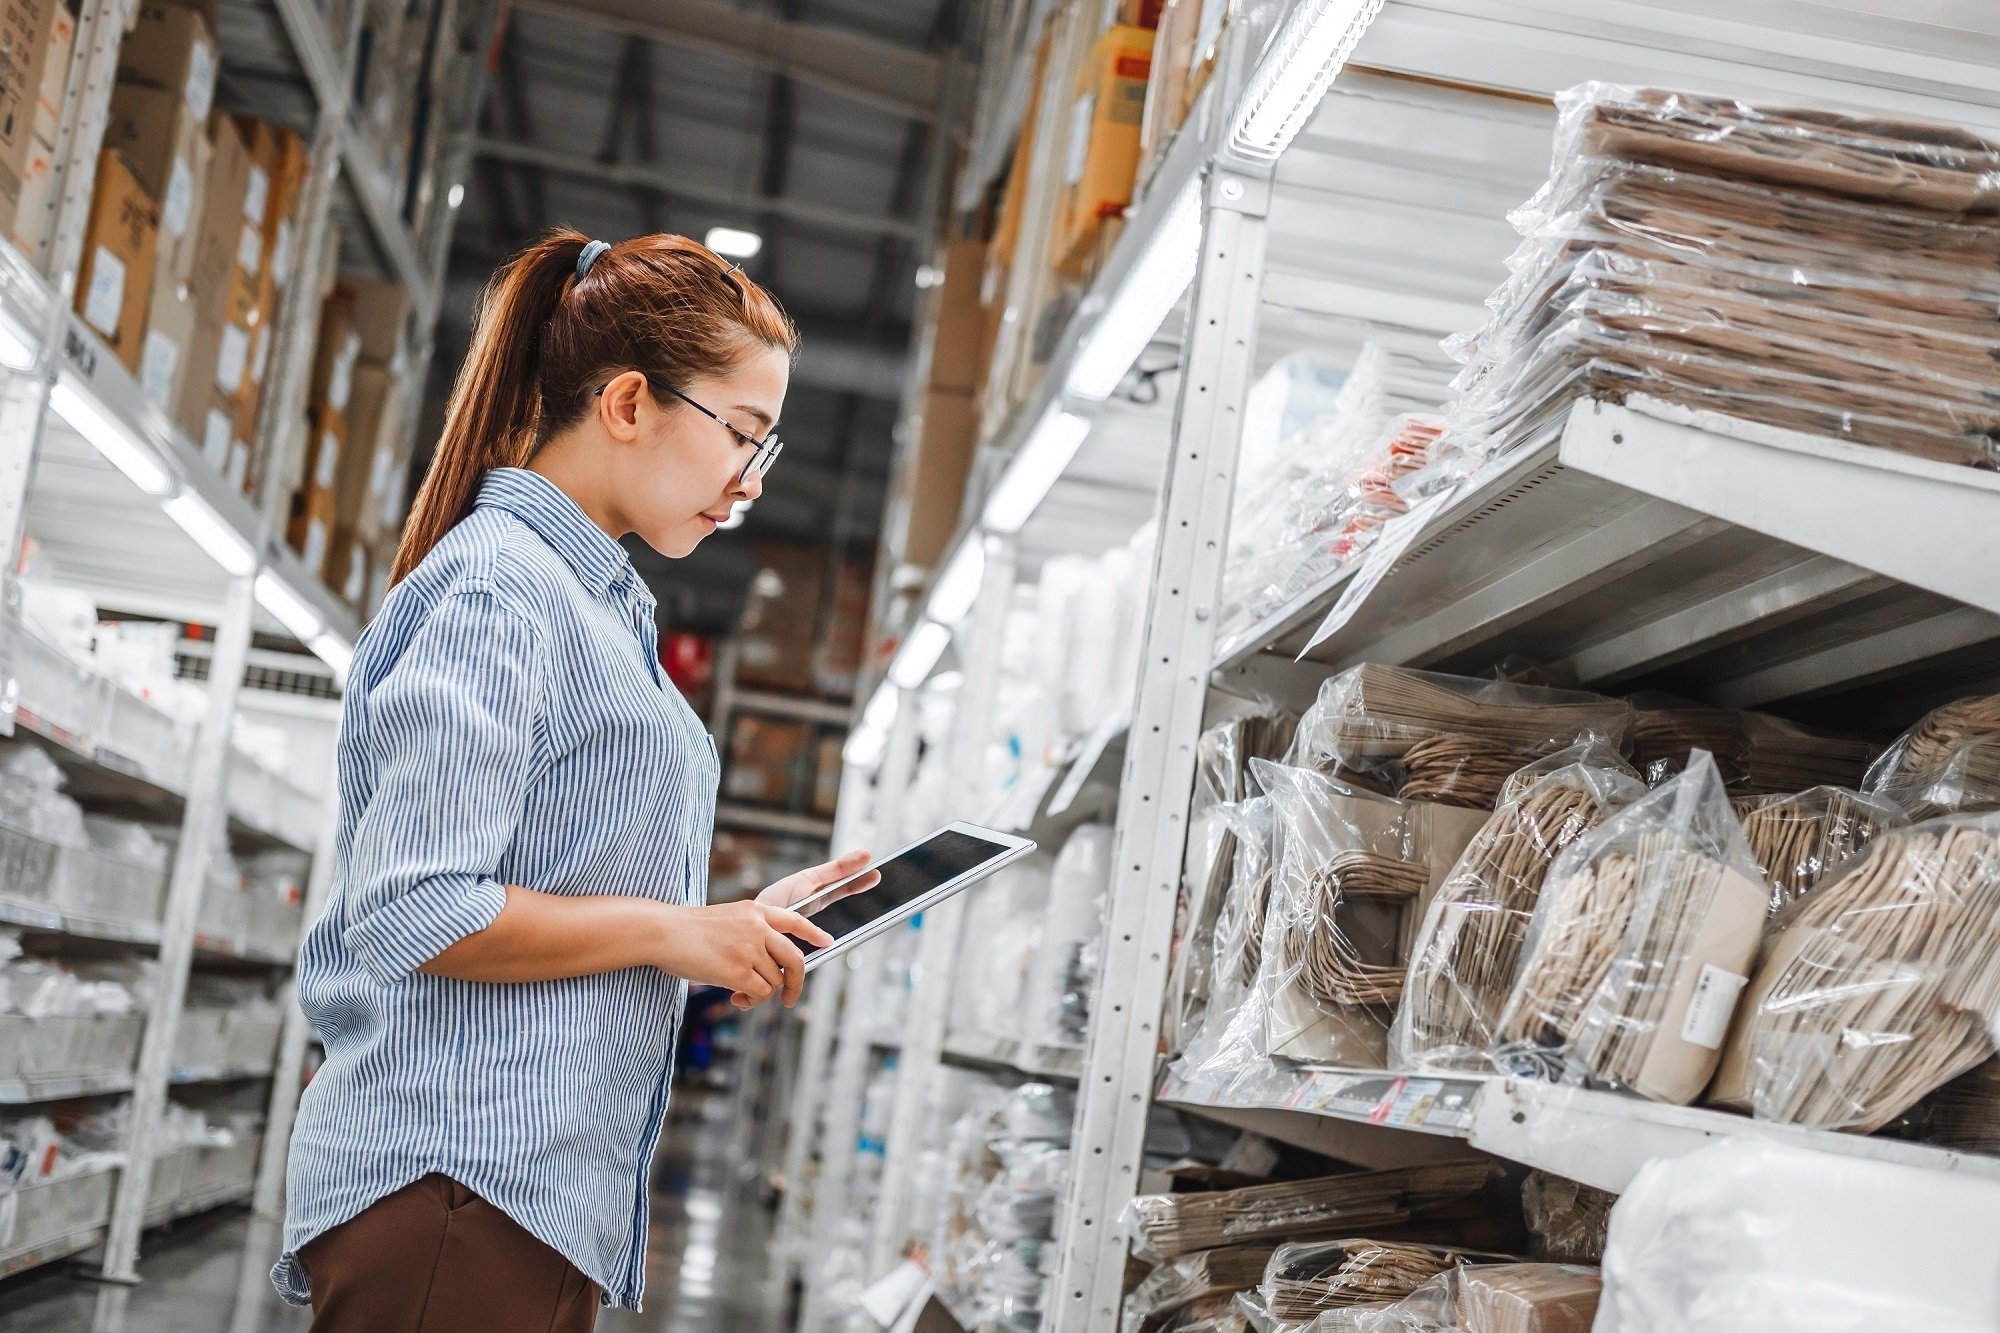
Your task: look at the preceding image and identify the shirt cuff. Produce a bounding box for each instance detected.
[342,873,510,985]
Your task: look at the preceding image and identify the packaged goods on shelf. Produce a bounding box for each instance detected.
[0,744,86,847]
[1173,795,1275,1095]
[1251,763,1490,1070]
[0,933,149,1018]
[1034,526,1153,743]
[736,541,826,694]
[1122,1243,1274,1333]
[951,861,1051,1042]
[1864,693,2000,820]
[1731,786,1904,911]
[1056,24,1154,274]
[1120,1163,1500,1263]
[0,0,61,231]
[1022,824,1112,1048]
[1393,741,1647,1072]
[723,714,810,807]
[1709,808,2000,1131]
[1258,1239,1468,1321]
[1625,697,1876,794]
[1492,752,1767,1104]
[1520,1172,1614,1266]
[1292,666,1633,811]
[1596,1138,2000,1333]
[1446,84,2000,468]
[174,114,253,460]
[933,1082,1075,1332]
[75,150,161,373]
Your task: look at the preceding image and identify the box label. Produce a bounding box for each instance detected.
[1682,963,1749,1051]
[226,439,250,491]
[243,166,268,227]
[215,324,250,394]
[316,430,337,488]
[344,550,365,603]
[1065,93,1096,186]
[140,328,180,407]
[305,517,327,571]
[185,39,216,120]
[273,219,293,282]
[202,408,232,468]
[82,247,125,337]
[237,221,262,276]
[251,323,271,384]
[163,156,194,238]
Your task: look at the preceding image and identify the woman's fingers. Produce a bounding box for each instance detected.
[770,933,809,1007]
[768,906,834,950]
[747,950,782,1000]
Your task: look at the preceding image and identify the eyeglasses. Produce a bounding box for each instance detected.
[596,376,783,483]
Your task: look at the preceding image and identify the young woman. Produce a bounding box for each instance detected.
[272,231,877,1332]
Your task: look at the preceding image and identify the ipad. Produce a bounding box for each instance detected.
[793,822,1037,971]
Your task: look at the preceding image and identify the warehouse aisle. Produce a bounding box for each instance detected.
[0,1088,789,1332]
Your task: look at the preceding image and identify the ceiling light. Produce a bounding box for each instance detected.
[1066,175,1202,401]
[0,313,35,370]
[254,570,322,642]
[162,493,255,575]
[308,630,354,680]
[914,264,943,289]
[925,538,986,626]
[447,182,464,209]
[889,620,950,690]
[705,226,763,259]
[842,723,887,768]
[718,500,750,530]
[862,684,899,732]
[51,376,173,495]
[1230,0,1385,162]
[982,409,1091,534]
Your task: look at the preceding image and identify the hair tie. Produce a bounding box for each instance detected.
[576,239,611,280]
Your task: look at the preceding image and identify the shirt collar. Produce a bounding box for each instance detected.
[475,468,634,599]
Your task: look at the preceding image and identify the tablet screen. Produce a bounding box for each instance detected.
[792,828,1012,956]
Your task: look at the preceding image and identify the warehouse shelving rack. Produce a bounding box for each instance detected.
[0,0,489,1289]
[785,3,2000,1331]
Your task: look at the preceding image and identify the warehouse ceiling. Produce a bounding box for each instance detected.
[426,0,969,637]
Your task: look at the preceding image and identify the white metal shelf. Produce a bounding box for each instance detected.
[0,1070,135,1103]
[731,689,854,727]
[715,803,837,840]
[940,1029,1083,1084]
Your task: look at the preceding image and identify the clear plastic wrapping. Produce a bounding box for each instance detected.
[1292,666,1633,810]
[1520,1172,1615,1265]
[1174,796,1280,1095]
[1026,825,1114,1048]
[1730,786,1905,911]
[1119,1163,1500,1263]
[1252,765,1490,1072]
[1709,810,2000,1131]
[1123,1245,1277,1333]
[1493,752,1768,1104]
[1305,1265,1602,1333]
[1258,1239,1466,1322]
[1446,83,2000,467]
[1394,742,1647,1071]
[1865,694,2000,820]
[1626,696,1876,794]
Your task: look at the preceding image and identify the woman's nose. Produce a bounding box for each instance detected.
[737,466,764,501]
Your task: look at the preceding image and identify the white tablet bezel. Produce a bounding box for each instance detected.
[795,821,1038,972]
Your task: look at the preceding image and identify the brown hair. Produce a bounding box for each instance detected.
[391,229,799,583]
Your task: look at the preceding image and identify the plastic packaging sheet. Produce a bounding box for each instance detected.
[1123,1245,1278,1333]
[1250,764,1490,1073]
[1258,1239,1466,1322]
[1708,809,2000,1131]
[1595,1138,2000,1333]
[931,1081,1077,1332]
[1020,825,1113,1048]
[1520,1172,1615,1266]
[1291,666,1633,811]
[1730,786,1905,911]
[1492,752,1768,1104]
[1627,696,1876,794]
[1445,83,2000,467]
[1305,1264,1602,1333]
[1865,693,2000,820]
[952,861,1052,1040]
[1173,797,1284,1097]
[1118,1163,1500,1264]
[1394,742,1648,1071]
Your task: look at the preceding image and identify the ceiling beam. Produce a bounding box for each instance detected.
[512,0,941,121]
[473,136,920,241]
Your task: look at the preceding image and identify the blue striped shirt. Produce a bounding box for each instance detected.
[274,467,718,1310]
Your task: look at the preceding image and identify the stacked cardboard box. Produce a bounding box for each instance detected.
[735,541,826,694]
[1056,25,1154,275]
[888,234,991,575]
[1138,0,1227,190]
[814,556,871,698]
[0,0,73,258]
[723,715,811,807]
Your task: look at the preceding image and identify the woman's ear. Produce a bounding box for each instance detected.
[596,370,649,444]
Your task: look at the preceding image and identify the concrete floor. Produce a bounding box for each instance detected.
[0,1088,793,1333]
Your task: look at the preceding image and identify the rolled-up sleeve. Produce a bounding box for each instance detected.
[341,588,544,984]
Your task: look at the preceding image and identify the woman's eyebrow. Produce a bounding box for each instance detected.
[736,406,777,431]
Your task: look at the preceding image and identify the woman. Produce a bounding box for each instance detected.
[273,231,876,1331]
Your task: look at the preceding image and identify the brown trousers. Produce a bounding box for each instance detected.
[300,1174,600,1333]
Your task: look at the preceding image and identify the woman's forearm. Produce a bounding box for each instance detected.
[419,884,667,983]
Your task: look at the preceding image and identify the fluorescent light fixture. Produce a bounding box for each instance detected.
[254,570,322,642]
[0,313,34,370]
[914,264,943,289]
[889,619,950,690]
[1066,176,1202,402]
[162,493,255,575]
[308,630,354,679]
[717,500,750,530]
[51,376,173,495]
[1230,0,1385,162]
[862,684,899,732]
[842,724,887,768]
[704,226,763,259]
[925,538,986,626]
[982,408,1091,534]
[447,182,465,209]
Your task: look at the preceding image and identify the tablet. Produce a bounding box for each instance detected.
[793,822,1037,971]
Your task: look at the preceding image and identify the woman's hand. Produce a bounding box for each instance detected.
[655,900,834,1009]
[757,849,881,913]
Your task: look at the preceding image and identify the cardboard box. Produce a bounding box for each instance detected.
[337,360,397,528]
[287,481,337,575]
[810,734,843,817]
[814,557,870,697]
[139,272,196,412]
[116,4,216,124]
[1057,25,1153,275]
[325,524,368,607]
[1120,0,1164,25]
[31,1,69,147]
[302,404,346,499]
[1139,0,1203,185]
[235,117,306,291]
[330,275,409,364]
[735,541,826,694]
[0,0,59,219]
[107,82,212,287]
[928,235,989,395]
[75,151,159,372]
[9,134,50,256]
[722,715,810,807]
[899,386,979,570]
[171,115,251,442]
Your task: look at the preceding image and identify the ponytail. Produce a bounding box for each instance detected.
[391,231,591,583]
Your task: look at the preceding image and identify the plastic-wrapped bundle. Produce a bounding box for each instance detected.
[0,746,87,847]
[1120,1162,1499,1263]
[1394,742,1647,1071]
[1709,810,2000,1131]
[1865,694,2000,820]
[1292,666,1632,810]
[1123,1245,1277,1333]
[1730,786,1904,911]
[1306,1265,1601,1333]
[1259,1239,1465,1322]
[1626,697,1875,794]
[1173,799,1286,1099]
[1026,825,1113,1048]
[1493,752,1767,1104]
[1253,765,1490,1070]
[1520,1172,1615,1266]
[951,861,1051,1040]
